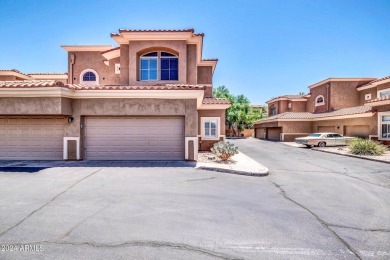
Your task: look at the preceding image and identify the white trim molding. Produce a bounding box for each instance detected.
[315,95,325,106]
[61,45,114,52]
[63,137,80,160]
[185,137,198,160]
[200,117,220,140]
[80,68,99,85]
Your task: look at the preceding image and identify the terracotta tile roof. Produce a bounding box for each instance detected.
[254,105,373,123]
[118,29,195,33]
[0,80,64,88]
[267,94,307,103]
[100,47,120,54]
[65,84,207,91]
[359,75,390,88]
[202,97,231,105]
[0,69,29,76]
[365,95,390,104]
[27,72,67,75]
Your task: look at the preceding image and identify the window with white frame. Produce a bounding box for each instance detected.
[201,117,219,139]
[365,93,371,101]
[140,51,178,81]
[315,95,325,106]
[80,69,99,85]
[378,88,390,99]
[380,114,390,139]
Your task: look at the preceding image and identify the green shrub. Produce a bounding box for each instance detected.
[211,141,239,161]
[348,138,388,156]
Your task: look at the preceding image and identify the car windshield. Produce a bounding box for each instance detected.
[309,134,322,137]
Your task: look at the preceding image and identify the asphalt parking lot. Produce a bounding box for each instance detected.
[0,138,389,259]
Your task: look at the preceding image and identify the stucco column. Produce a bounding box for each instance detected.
[63,100,82,160]
[185,99,198,160]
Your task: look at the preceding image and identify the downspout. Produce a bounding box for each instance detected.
[69,54,75,84]
[327,83,330,112]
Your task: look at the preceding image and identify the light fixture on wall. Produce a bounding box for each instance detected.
[68,117,74,123]
[103,76,106,80]
[337,126,340,129]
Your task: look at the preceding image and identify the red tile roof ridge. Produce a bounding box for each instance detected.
[359,75,390,88]
[0,69,29,76]
[64,84,207,90]
[28,72,68,75]
[0,80,64,88]
[202,97,231,104]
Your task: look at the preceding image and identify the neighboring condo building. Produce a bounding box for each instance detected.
[254,77,390,144]
[0,29,230,161]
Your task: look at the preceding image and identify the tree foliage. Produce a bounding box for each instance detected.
[213,86,264,136]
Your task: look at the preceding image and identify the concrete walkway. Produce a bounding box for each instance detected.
[196,152,269,176]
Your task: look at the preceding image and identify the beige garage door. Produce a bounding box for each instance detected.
[318,126,335,132]
[344,125,370,138]
[255,128,266,139]
[0,117,65,160]
[84,117,185,160]
[267,128,282,141]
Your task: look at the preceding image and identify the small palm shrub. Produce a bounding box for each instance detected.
[211,141,239,161]
[348,138,388,156]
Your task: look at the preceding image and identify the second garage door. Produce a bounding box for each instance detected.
[84,117,185,160]
[267,128,282,141]
[318,126,335,132]
[344,125,370,138]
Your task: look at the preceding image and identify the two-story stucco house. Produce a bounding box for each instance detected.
[254,76,390,144]
[0,29,230,161]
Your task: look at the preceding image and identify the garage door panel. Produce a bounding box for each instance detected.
[318,126,335,132]
[85,117,184,160]
[0,117,65,160]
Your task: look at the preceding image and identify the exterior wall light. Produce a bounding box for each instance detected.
[68,117,74,123]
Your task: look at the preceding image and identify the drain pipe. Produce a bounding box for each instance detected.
[69,54,75,84]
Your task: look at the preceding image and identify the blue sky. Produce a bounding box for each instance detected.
[0,0,389,104]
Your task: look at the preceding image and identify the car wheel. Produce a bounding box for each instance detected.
[318,142,326,147]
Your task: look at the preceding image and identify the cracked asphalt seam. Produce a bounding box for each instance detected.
[328,224,390,233]
[0,168,102,237]
[270,180,362,260]
[39,240,244,260]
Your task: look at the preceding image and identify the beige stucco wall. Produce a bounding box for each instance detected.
[306,83,329,113]
[0,97,72,115]
[0,75,17,81]
[197,66,212,85]
[359,87,377,104]
[187,44,197,85]
[68,51,121,85]
[291,101,307,112]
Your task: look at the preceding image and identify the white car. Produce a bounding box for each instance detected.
[295,133,355,148]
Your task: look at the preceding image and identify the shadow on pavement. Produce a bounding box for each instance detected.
[0,161,196,171]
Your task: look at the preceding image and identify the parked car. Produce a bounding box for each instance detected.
[295,133,355,147]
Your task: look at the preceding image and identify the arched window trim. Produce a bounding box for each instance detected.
[139,51,178,81]
[315,95,325,106]
[80,68,99,85]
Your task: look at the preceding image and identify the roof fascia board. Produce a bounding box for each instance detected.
[61,45,114,52]
[308,78,376,89]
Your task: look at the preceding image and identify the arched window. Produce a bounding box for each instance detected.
[80,69,99,85]
[140,51,178,81]
[315,95,325,106]
[83,72,96,81]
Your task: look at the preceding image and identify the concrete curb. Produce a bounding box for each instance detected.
[311,148,390,165]
[196,165,269,177]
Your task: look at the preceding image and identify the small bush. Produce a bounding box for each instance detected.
[348,138,388,156]
[211,141,239,161]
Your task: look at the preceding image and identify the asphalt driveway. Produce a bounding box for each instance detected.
[0,138,389,259]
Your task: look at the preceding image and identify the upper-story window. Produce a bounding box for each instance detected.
[140,51,178,81]
[80,69,99,85]
[315,95,325,106]
[378,88,390,99]
[270,106,277,116]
